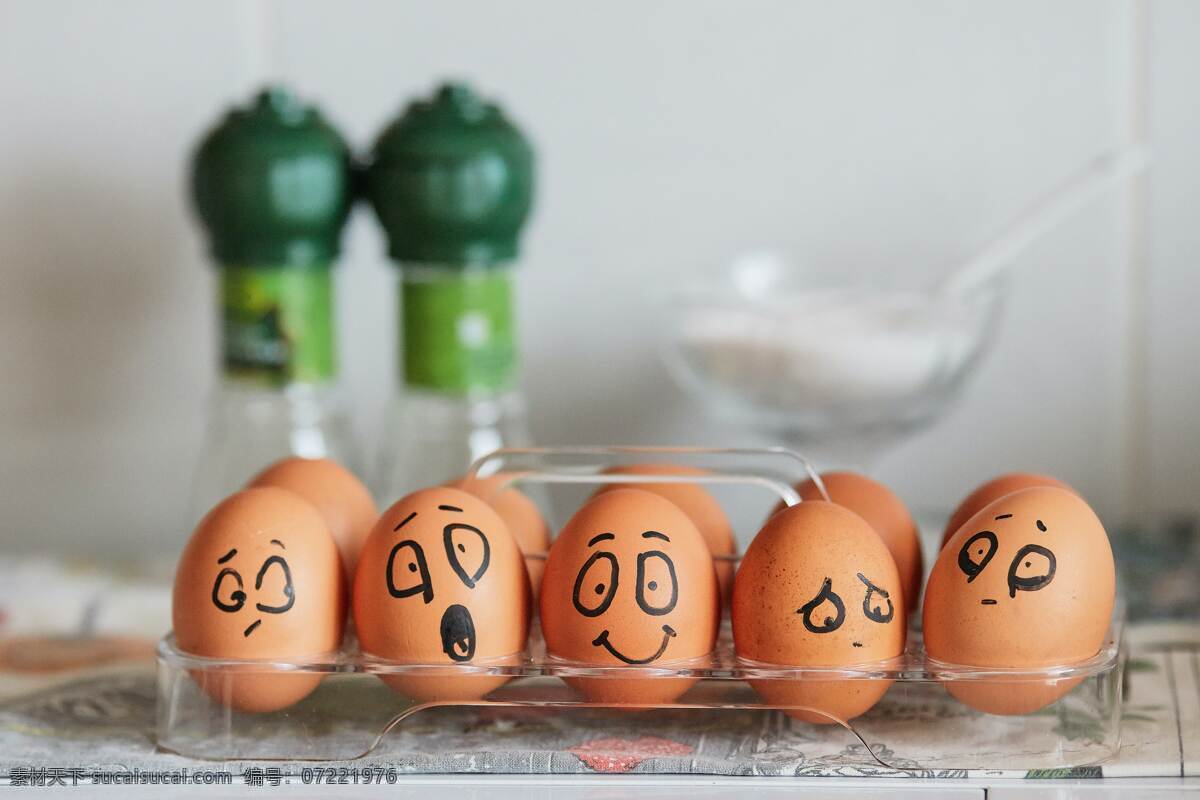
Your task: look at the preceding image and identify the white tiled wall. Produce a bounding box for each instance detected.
[0,1,1195,559]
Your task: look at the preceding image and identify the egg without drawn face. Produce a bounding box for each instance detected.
[540,488,720,705]
[940,472,1074,549]
[923,486,1115,714]
[788,471,923,611]
[448,473,550,600]
[172,487,345,712]
[593,464,736,606]
[248,457,378,582]
[733,500,905,724]
[353,487,530,701]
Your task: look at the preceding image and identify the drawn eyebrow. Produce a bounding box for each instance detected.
[217,548,237,564]
[588,532,616,547]
[269,539,285,549]
[994,513,1013,520]
[438,505,463,513]
[641,531,670,542]
[1036,519,1047,532]
[394,511,418,531]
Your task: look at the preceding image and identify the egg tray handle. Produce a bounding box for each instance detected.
[464,445,830,506]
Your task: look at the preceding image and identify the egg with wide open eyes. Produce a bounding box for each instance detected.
[540,488,720,705]
[172,487,345,712]
[353,487,530,701]
[732,500,905,724]
[923,486,1115,715]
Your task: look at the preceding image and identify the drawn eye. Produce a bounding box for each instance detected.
[797,577,845,634]
[387,540,433,603]
[636,551,678,616]
[573,551,618,617]
[1007,544,1056,598]
[857,572,894,624]
[958,531,998,582]
[444,524,491,588]
[254,555,295,614]
[211,568,245,613]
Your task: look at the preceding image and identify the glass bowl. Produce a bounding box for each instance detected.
[659,253,1005,461]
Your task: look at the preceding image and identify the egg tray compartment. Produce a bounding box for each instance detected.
[160,447,1124,769]
[156,609,1125,770]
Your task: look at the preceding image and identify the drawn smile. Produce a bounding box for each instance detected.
[243,619,262,637]
[591,625,676,664]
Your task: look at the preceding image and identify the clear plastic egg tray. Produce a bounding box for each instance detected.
[157,447,1126,770]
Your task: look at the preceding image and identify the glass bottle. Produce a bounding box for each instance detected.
[187,87,359,524]
[365,83,536,502]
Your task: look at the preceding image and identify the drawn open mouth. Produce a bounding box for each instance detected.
[591,625,676,665]
[440,604,476,662]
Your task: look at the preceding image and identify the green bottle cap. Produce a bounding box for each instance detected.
[190,86,352,267]
[365,82,535,266]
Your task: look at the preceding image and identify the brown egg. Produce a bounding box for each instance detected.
[940,473,1074,549]
[172,487,345,712]
[448,473,550,599]
[733,501,905,724]
[248,457,377,581]
[353,487,530,701]
[923,486,1115,714]
[593,464,736,605]
[541,488,719,704]
[788,471,923,609]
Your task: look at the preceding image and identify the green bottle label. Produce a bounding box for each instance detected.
[220,266,335,386]
[402,270,516,393]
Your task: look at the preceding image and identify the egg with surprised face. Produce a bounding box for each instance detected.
[733,501,905,724]
[172,487,345,712]
[353,487,530,701]
[923,486,1115,714]
[540,488,720,705]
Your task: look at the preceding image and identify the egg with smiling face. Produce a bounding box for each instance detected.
[732,500,905,724]
[172,487,345,712]
[353,487,530,701]
[923,486,1115,715]
[540,488,720,705]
